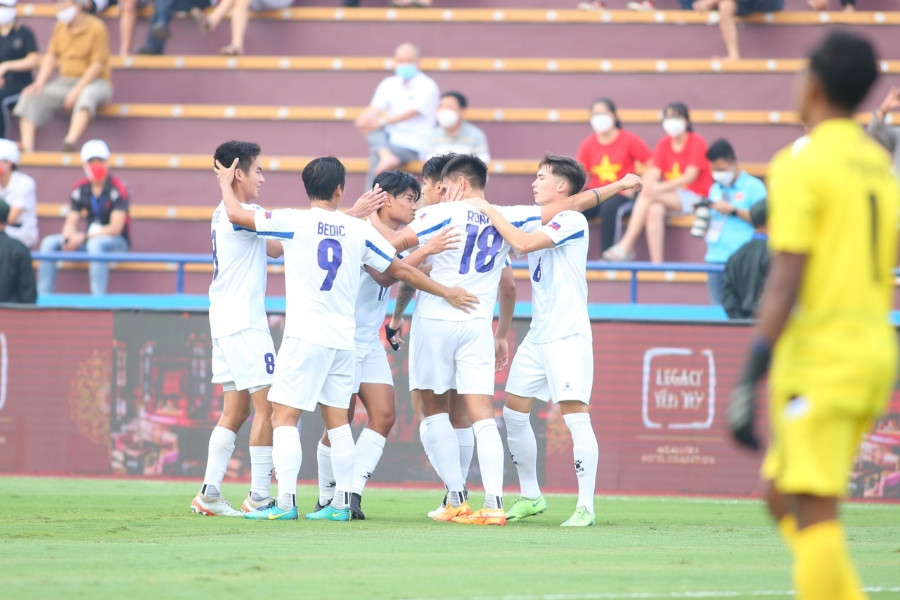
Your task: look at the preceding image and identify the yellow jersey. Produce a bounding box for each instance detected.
[768,118,899,399]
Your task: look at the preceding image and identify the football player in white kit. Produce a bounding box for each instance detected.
[191,140,282,517]
[468,155,642,526]
[313,169,460,520]
[216,156,478,521]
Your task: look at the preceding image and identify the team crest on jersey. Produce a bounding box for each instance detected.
[549,221,562,230]
[265,211,273,219]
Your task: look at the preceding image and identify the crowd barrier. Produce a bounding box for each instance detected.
[1,306,897,499]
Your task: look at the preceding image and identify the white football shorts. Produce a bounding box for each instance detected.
[268,337,355,411]
[409,315,494,396]
[505,333,593,404]
[211,328,276,392]
[353,341,394,393]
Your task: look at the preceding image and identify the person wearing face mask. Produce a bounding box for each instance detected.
[425,91,490,163]
[576,97,651,255]
[701,138,766,305]
[13,0,112,153]
[355,42,440,189]
[0,0,39,141]
[0,138,38,248]
[603,101,712,263]
[37,139,130,295]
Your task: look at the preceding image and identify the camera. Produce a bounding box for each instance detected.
[690,198,712,238]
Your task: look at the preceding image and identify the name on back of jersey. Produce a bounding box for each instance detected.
[318,222,345,237]
[467,210,490,225]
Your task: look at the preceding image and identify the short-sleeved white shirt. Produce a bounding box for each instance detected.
[370,71,440,155]
[355,267,390,348]
[408,201,539,321]
[208,200,270,339]
[3,171,38,248]
[255,207,396,350]
[521,209,591,342]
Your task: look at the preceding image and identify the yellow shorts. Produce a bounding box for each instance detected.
[760,379,890,498]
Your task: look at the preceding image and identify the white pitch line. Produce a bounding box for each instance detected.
[408,588,900,600]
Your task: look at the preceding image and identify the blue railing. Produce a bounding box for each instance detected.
[31,251,727,302]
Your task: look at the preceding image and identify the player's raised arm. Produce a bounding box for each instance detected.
[365,226,461,288]
[215,158,258,230]
[387,258,478,313]
[468,197,554,256]
[346,184,388,219]
[368,210,420,252]
[562,173,643,214]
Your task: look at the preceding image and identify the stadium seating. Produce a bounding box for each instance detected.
[16,0,899,296]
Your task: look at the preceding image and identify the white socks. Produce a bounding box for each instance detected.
[564,412,598,514]
[419,420,441,479]
[316,440,335,506]
[248,446,273,501]
[327,424,355,510]
[424,413,464,498]
[503,407,541,499]
[472,418,504,509]
[352,428,386,495]
[272,426,301,511]
[455,427,474,482]
[200,426,236,498]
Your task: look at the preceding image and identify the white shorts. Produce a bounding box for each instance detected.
[505,333,593,404]
[211,328,276,391]
[409,315,494,396]
[353,341,394,393]
[676,188,701,215]
[268,337,355,411]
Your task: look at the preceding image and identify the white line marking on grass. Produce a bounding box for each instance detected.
[411,587,900,600]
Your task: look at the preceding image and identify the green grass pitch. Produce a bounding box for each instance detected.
[1,477,899,600]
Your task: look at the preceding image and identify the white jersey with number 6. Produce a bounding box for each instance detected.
[408,201,539,321]
[254,207,396,350]
[208,200,269,339]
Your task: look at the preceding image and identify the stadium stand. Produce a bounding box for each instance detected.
[12,0,900,296]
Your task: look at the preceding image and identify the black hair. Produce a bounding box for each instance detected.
[440,154,487,191]
[663,101,693,132]
[441,91,468,109]
[591,97,622,129]
[706,139,736,163]
[214,140,260,176]
[373,170,421,203]
[302,156,346,201]
[539,154,586,196]
[808,30,879,112]
[421,153,457,182]
[750,200,767,228]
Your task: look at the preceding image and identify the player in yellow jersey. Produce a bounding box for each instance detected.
[728,31,899,600]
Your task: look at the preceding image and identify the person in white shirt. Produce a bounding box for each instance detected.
[314,169,459,520]
[426,92,491,163]
[468,155,641,527]
[0,138,37,248]
[355,42,440,188]
[216,155,477,521]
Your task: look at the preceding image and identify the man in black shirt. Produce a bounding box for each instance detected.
[0,198,36,303]
[722,200,768,319]
[36,139,130,295]
[0,0,39,139]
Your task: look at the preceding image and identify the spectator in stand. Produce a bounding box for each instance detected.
[37,139,130,296]
[806,0,855,11]
[13,0,112,153]
[722,199,768,319]
[0,0,39,140]
[425,91,490,163]
[603,101,712,263]
[0,139,38,248]
[575,97,651,254]
[343,0,433,5]
[690,0,784,60]
[135,0,210,55]
[868,86,899,175]
[355,42,440,189]
[0,198,36,303]
[192,0,293,56]
[700,138,766,305]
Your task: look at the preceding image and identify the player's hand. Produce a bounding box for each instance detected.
[494,336,509,372]
[423,227,461,256]
[727,382,760,451]
[63,231,85,251]
[63,88,80,112]
[620,173,642,194]
[710,201,733,215]
[879,86,900,116]
[349,184,387,219]
[214,158,239,188]
[442,182,465,203]
[384,317,404,351]
[21,82,41,97]
[445,287,479,313]
[466,197,491,214]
